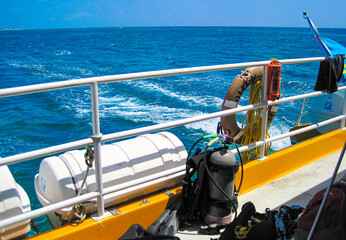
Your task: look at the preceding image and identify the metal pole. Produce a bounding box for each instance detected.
[90,82,105,217]
[259,65,269,160]
[341,89,346,129]
[307,141,346,240]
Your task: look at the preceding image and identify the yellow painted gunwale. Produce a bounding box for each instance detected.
[29,188,181,240]
[235,128,346,194]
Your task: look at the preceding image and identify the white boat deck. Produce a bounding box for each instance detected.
[176,149,346,240]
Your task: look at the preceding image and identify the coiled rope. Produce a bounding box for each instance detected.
[241,80,271,163]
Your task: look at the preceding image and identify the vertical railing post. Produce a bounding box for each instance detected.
[90,82,105,218]
[259,65,269,161]
[341,89,346,129]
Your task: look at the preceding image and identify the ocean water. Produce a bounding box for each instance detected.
[0,27,345,234]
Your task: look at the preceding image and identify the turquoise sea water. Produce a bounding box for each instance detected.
[0,27,345,235]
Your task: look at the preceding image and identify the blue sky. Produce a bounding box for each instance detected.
[1,0,345,29]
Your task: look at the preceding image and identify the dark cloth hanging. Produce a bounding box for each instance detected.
[314,54,344,93]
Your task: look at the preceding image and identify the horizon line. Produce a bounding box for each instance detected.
[1,25,345,31]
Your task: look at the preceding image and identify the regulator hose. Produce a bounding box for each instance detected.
[234,142,243,194]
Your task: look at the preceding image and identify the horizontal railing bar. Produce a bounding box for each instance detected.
[279,57,325,64]
[268,86,346,106]
[232,141,266,155]
[0,57,325,98]
[0,192,99,229]
[230,115,346,155]
[0,138,93,166]
[265,115,346,143]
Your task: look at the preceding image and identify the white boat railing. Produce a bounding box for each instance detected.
[0,56,345,230]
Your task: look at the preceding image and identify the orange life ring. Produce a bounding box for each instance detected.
[221,65,280,143]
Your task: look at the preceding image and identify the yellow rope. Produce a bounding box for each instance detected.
[241,80,271,163]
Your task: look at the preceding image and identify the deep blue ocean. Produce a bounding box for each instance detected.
[1,27,345,235]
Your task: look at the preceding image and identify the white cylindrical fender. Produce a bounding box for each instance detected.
[0,166,31,240]
[34,132,187,221]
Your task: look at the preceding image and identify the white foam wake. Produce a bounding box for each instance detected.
[130,80,224,107]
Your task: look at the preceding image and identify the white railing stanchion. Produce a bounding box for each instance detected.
[259,65,269,161]
[90,82,105,218]
[341,89,346,129]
